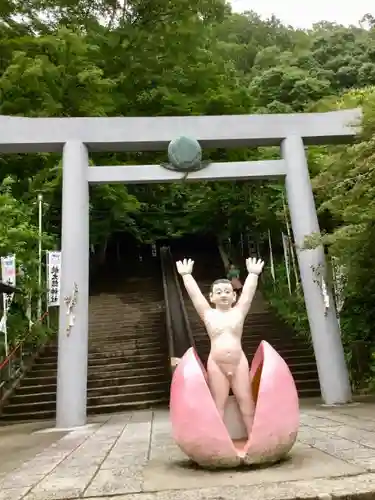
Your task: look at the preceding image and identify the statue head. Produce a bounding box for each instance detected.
[209,279,236,310]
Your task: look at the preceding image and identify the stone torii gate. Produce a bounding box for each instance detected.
[0,109,361,428]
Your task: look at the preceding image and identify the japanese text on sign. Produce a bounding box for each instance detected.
[47,251,61,307]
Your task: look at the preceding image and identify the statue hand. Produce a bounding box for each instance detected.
[246,257,264,275]
[176,258,194,276]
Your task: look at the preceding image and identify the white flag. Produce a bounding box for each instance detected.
[26,291,33,331]
[1,254,16,317]
[268,230,275,282]
[0,254,16,351]
[47,251,62,307]
[282,232,292,294]
[331,256,346,314]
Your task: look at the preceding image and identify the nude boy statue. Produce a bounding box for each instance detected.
[176,257,264,437]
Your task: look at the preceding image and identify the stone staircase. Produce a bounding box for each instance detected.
[177,248,321,399]
[0,266,170,422]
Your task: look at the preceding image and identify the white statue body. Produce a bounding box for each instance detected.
[176,257,264,437]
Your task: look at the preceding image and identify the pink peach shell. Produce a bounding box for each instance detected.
[170,341,300,468]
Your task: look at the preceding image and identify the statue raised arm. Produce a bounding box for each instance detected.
[176,258,210,320]
[235,257,264,316]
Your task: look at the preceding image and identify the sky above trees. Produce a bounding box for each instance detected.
[230,0,374,28]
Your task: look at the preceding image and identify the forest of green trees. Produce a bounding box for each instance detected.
[1,0,375,389]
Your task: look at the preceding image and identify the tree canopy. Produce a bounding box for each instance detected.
[1,0,375,387]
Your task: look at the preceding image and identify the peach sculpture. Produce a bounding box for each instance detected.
[171,256,300,468]
[170,341,299,468]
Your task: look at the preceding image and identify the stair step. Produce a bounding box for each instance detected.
[43,349,166,362]
[90,294,162,300]
[90,303,163,309]
[89,326,164,333]
[87,399,169,414]
[43,340,167,357]
[0,398,169,422]
[87,341,165,351]
[88,334,165,343]
[197,357,317,372]
[2,389,169,414]
[281,365,318,375]
[190,322,297,331]
[193,335,309,346]
[87,345,164,354]
[46,344,166,356]
[88,348,165,359]
[92,334,164,343]
[29,360,168,378]
[89,320,164,327]
[89,319,164,328]
[295,379,320,390]
[35,348,165,368]
[48,341,166,351]
[16,372,170,395]
[10,381,170,404]
[196,347,313,358]
[90,308,163,315]
[48,333,165,345]
[90,327,165,334]
[299,388,321,398]
[90,314,164,321]
[196,348,314,360]
[22,365,169,387]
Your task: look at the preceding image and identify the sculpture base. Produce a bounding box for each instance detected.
[223,395,250,458]
[223,395,248,441]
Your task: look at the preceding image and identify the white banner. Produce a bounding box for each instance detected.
[47,251,62,307]
[331,256,346,315]
[0,254,16,353]
[268,230,275,283]
[1,254,16,315]
[282,232,292,294]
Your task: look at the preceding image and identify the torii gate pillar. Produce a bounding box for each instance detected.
[56,141,90,428]
[282,136,352,404]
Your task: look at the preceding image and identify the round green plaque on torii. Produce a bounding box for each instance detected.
[161,136,210,178]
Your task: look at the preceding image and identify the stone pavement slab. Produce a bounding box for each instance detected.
[0,402,374,500]
[0,421,67,478]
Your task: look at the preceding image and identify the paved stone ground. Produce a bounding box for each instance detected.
[1,402,375,500]
[0,415,109,477]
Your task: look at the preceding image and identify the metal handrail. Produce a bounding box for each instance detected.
[168,248,196,350]
[159,247,175,372]
[160,246,196,364]
[0,311,50,406]
[0,311,49,370]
